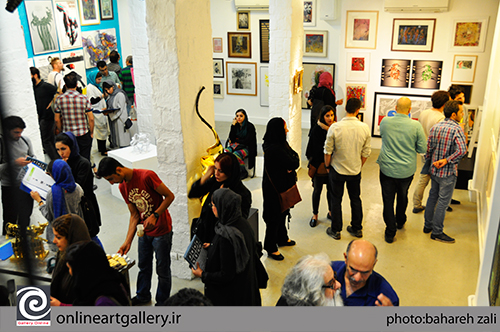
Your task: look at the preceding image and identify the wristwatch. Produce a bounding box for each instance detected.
[153,212,160,219]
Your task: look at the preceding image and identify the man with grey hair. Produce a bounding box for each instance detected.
[276,253,343,306]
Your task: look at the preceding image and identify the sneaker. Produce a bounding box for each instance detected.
[347,226,362,238]
[446,206,453,212]
[450,199,461,205]
[412,206,425,213]
[423,226,432,234]
[431,232,455,243]
[384,235,394,243]
[131,296,151,306]
[326,227,341,240]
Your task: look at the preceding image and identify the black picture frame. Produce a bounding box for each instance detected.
[99,0,114,21]
[259,20,270,63]
[456,84,473,104]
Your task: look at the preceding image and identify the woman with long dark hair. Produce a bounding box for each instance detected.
[225,109,257,179]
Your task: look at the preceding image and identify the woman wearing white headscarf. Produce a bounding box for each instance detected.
[102,80,131,148]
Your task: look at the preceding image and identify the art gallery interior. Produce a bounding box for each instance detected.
[2,0,500,307]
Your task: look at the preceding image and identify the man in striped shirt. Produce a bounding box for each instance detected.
[424,100,467,243]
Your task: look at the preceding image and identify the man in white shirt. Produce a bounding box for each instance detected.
[47,57,64,92]
[324,98,371,240]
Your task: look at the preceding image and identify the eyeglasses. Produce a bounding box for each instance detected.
[322,283,335,290]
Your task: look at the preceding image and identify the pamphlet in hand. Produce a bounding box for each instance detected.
[26,156,48,171]
[183,235,207,270]
[92,108,120,114]
[19,163,55,200]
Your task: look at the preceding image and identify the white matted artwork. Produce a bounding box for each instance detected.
[25,0,59,55]
[304,30,328,57]
[78,0,100,26]
[53,0,82,50]
[260,66,269,107]
[450,17,489,53]
[82,28,118,69]
[345,11,378,49]
[226,62,257,96]
[346,52,370,82]
[213,81,224,99]
[61,49,87,85]
[34,53,59,81]
[451,55,478,83]
[303,0,316,27]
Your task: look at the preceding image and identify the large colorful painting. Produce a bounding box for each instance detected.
[78,0,100,26]
[53,0,82,50]
[391,19,436,52]
[302,62,335,109]
[346,84,367,110]
[381,59,410,88]
[411,60,442,89]
[346,52,370,82]
[304,30,328,57]
[345,11,378,49]
[451,17,489,52]
[82,28,117,69]
[25,0,59,55]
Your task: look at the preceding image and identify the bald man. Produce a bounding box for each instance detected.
[377,97,427,243]
[331,240,399,306]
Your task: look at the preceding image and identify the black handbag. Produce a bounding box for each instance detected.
[124,118,133,130]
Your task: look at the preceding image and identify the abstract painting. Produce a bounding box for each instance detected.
[381,59,410,88]
[346,52,370,82]
[78,0,100,26]
[226,62,257,96]
[346,84,367,110]
[304,30,328,57]
[451,17,489,52]
[302,62,335,108]
[411,60,442,89]
[392,19,435,52]
[53,0,82,50]
[213,81,224,99]
[303,0,316,27]
[82,28,117,69]
[99,0,113,20]
[345,11,378,49]
[25,0,59,55]
[451,55,477,83]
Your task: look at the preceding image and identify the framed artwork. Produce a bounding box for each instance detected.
[25,1,59,55]
[346,84,367,110]
[391,19,436,52]
[357,112,365,122]
[381,59,410,88]
[302,62,335,108]
[451,55,478,83]
[372,92,431,137]
[228,32,251,58]
[456,84,473,104]
[99,0,113,20]
[345,11,378,49]
[213,58,224,78]
[213,81,224,99]
[226,62,257,96]
[260,66,269,107]
[82,28,117,69]
[53,0,82,50]
[259,20,270,63]
[237,11,250,31]
[451,17,489,52]
[294,68,304,94]
[304,30,328,57]
[303,0,316,27]
[213,38,223,53]
[346,52,370,82]
[411,60,443,89]
[78,0,100,26]
[61,49,87,85]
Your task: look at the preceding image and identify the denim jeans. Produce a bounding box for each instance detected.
[329,168,363,232]
[424,175,457,235]
[379,171,414,237]
[137,231,173,304]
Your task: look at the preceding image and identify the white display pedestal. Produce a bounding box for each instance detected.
[107,145,158,200]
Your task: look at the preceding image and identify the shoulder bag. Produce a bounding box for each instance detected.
[265,167,302,213]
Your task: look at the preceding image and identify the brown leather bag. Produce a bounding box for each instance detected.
[265,168,302,213]
[308,162,328,178]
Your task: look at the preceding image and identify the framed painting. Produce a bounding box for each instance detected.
[226,62,257,96]
[82,28,117,69]
[302,62,335,109]
[381,59,410,88]
[451,17,489,52]
[304,30,328,57]
[260,66,269,107]
[411,60,443,89]
[25,1,59,55]
[78,0,100,26]
[213,81,224,99]
[53,0,82,50]
[303,0,316,27]
[61,49,87,85]
[99,0,113,20]
[237,11,250,31]
[391,19,436,52]
[451,55,477,83]
[357,112,365,122]
[34,53,60,81]
[456,84,473,104]
[228,32,251,58]
[294,68,304,94]
[213,38,223,53]
[259,20,270,63]
[345,11,378,49]
[372,92,431,137]
[346,84,367,110]
[213,58,224,78]
[346,52,370,82]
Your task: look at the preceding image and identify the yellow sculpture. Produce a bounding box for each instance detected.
[6,222,49,260]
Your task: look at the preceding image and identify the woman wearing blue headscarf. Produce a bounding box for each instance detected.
[87,71,110,156]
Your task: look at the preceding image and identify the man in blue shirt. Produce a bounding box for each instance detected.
[331,239,399,306]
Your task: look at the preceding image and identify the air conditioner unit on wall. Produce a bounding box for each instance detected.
[384,0,449,13]
[234,0,269,11]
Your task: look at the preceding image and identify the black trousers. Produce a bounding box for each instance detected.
[2,185,33,235]
[329,168,363,232]
[39,118,59,161]
[76,131,92,162]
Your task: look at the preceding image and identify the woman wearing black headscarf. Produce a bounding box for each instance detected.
[191,188,261,306]
[262,118,300,261]
[103,80,131,148]
[225,109,257,179]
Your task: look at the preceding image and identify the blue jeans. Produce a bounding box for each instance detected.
[137,231,173,304]
[424,175,457,235]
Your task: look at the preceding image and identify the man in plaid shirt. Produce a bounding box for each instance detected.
[424,100,467,243]
[54,73,94,161]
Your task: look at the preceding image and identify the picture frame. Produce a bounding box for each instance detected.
[304,30,328,57]
[260,66,269,107]
[391,19,436,52]
[53,0,82,50]
[455,84,473,104]
[228,32,251,58]
[381,59,411,88]
[451,55,478,83]
[294,68,304,94]
[213,58,224,78]
[346,84,367,110]
[226,62,257,96]
[411,60,443,89]
[372,92,431,137]
[237,11,250,31]
[451,17,489,52]
[25,1,59,55]
[213,38,223,53]
[82,28,117,69]
[259,20,270,63]
[213,81,224,99]
[302,62,335,109]
[99,0,113,20]
[78,0,100,26]
[303,0,316,27]
[346,52,370,82]
[345,11,378,49]
[357,112,365,122]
